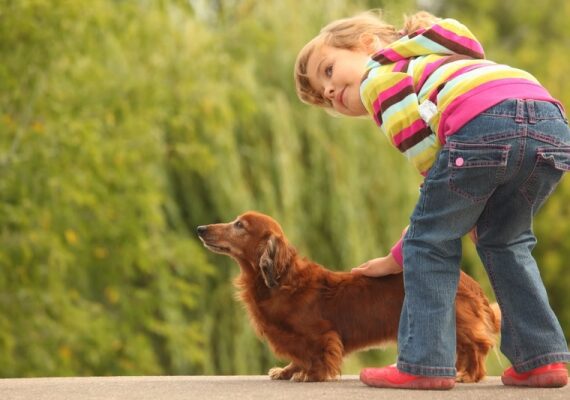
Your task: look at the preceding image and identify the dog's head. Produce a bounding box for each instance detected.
[196,211,294,288]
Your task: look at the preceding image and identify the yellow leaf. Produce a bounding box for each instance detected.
[58,345,72,361]
[105,287,120,304]
[94,247,109,259]
[65,229,78,245]
[31,121,44,134]
[2,114,14,126]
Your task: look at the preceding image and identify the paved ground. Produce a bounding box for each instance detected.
[0,375,568,400]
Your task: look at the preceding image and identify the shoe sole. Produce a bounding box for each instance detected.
[361,374,455,390]
[501,370,568,388]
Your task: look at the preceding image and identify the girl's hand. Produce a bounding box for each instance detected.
[351,253,403,277]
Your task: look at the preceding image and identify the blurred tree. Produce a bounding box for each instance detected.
[0,0,215,376]
[0,0,568,378]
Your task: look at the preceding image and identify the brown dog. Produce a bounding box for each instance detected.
[197,211,500,382]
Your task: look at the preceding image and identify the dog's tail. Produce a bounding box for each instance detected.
[490,302,501,334]
[489,302,504,368]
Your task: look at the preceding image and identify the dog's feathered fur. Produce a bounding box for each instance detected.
[197,211,500,382]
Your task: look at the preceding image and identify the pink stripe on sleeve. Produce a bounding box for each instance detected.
[378,76,413,103]
[431,24,484,55]
[394,59,409,72]
[390,238,404,267]
[370,76,411,117]
[372,96,382,117]
[379,48,404,63]
[392,119,426,147]
[416,58,449,91]
[429,63,492,102]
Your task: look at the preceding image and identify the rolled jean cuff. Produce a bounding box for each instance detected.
[397,361,456,377]
[513,352,570,373]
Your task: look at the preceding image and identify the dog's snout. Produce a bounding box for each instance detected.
[196,225,208,236]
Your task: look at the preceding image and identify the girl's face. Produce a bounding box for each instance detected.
[306,44,371,116]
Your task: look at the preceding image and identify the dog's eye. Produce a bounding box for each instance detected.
[234,220,244,229]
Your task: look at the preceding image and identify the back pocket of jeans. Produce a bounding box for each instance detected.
[537,147,570,171]
[520,146,570,208]
[448,142,511,202]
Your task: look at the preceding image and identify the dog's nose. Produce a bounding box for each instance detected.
[196,226,207,236]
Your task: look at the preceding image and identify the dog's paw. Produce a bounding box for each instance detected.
[269,367,292,380]
[291,371,328,382]
[291,371,310,382]
[456,371,479,383]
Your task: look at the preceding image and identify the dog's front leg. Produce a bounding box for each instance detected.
[269,362,303,380]
[291,331,344,382]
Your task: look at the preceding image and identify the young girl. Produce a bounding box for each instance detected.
[295,10,570,390]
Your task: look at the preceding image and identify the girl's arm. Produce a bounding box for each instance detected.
[352,225,478,276]
[360,19,486,175]
[351,226,407,276]
[375,18,485,63]
[361,67,440,175]
[351,253,402,277]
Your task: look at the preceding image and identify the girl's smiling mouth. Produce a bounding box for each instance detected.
[337,87,346,108]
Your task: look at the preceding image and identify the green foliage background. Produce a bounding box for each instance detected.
[0,0,568,377]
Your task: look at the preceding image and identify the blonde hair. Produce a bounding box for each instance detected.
[294,10,439,109]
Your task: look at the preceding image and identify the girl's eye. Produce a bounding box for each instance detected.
[325,64,333,77]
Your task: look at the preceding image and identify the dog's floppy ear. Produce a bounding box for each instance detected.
[258,235,290,288]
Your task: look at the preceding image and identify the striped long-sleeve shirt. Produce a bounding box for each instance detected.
[360,18,559,176]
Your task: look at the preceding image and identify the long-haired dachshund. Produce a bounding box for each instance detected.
[197,211,500,382]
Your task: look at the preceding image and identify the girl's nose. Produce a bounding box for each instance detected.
[324,85,335,100]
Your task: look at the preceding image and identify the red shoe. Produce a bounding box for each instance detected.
[360,365,455,390]
[501,363,568,388]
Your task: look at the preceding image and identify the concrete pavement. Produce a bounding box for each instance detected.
[0,375,568,400]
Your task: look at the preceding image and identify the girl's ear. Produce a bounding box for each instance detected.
[359,33,383,55]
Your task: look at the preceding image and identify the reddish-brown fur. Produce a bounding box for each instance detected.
[197,211,501,382]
